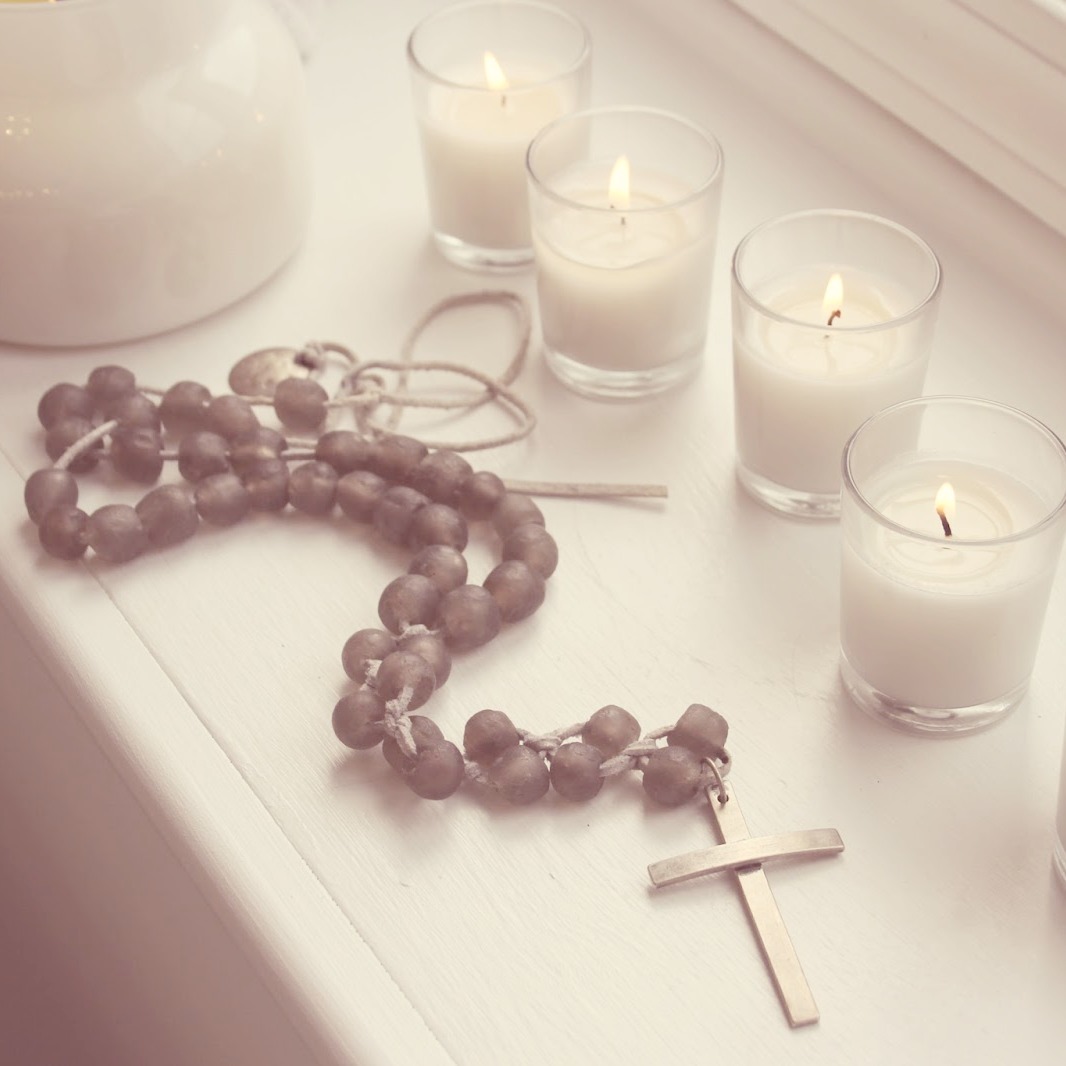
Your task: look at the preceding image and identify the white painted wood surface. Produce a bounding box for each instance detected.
[2,1,1066,1062]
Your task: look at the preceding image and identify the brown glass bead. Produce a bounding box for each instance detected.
[372,485,429,546]
[463,709,520,764]
[408,544,468,593]
[408,502,468,552]
[288,460,337,516]
[24,468,78,524]
[407,449,474,504]
[583,705,641,758]
[667,704,729,760]
[106,391,160,429]
[370,435,428,481]
[205,394,259,440]
[398,632,452,688]
[273,376,329,432]
[87,504,148,563]
[341,628,397,682]
[177,431,230,481]
[437,584,501,650]
[110,426,164,484]
[382,714,443,772]
[642,747,703,807]
[229,427,286,476]
[491,492,545,539]
[45,416,101,473]
[502,523,558,579]
[194,472,251,526]
[159,381,212,437]
[86,365,136,406]
[457,470,506,520]
[404,741,465,800]
[337,470,388,520]
[490,744,550,805]
[38,505,89,560]
[37,383,94,429]
[315,431,375,474]
[550,742,604,801]
[242,458,289,512]
[483,560,545,622]
[332,689,387,750]
[135,485,199,547]
[377,574,441,633]
[374,649,436,710]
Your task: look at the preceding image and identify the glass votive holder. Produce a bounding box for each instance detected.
[407,0,591,271]
[1055,732,1066,891]
[840,396,1066,735]
[526,105,724,400]
[732,209,942,517]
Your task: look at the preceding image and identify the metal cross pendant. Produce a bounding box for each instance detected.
[648,783,844,1027]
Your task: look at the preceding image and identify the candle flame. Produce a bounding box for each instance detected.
[608,155,631,211]
[823,273,844,326]
[483,51,508,92]
[935,481,955,537]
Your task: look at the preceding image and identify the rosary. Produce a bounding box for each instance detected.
[20,292,844,1026]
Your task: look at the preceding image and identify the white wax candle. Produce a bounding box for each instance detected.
[418,65,568,251]
[534,170,713,372]
[841,459,1055,709]
[734,267,925,494]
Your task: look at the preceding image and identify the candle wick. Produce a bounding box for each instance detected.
[827,309,841,327]
[500,93,508,109]
[938,509,953,538]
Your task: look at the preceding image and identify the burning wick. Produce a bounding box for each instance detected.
[608,155,630,229]
[484,51,508,108]
[823,273,844,327]
[935,482,955,538]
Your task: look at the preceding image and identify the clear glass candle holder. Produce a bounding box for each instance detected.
[840,396,1066,735]
[407,0,591,272]
[526,106,724,400]
[732,209,942,517]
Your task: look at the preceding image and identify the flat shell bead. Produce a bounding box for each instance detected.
[490,744,550,805]
[242,458,289,512]
[667,703,729,760]
[45,416,101,473]
[408,544,468,593]
[492,492,545,539]
[405,741,465,800]
[550,742,604,801]
[398,632,452,688]
[159,381,212,437]
[38,383,94,429]
[370,434,428,481]
[642,747,703,807]
[374,649,436,710]
[378,574,441,633]
[86,365,136,406]
[372,485,429,546]
[502,523,559,579]
[135,485,199,547]
[25,468,78,524]
[178,431,230,481]
[316,430,375,474]
[229,427,286,476]
[195,472,251,526]
[87,504,148,563]
[39,505,89,560]
[110,426,164,484]
[332,689,387,750]
[382,714,443,772]
[288,460,337,516]
[337,470,387,520]
[341,628,397,682]
[457,470,506,520]
[106,391,160,429]
[407,449,474,504]
[438,584,501,650]
[583,704,641,757]
[273,376,329,432]
[205,394,259,440]
[463,709,520,764]
[483,560,545,622]
[408,502,468,552]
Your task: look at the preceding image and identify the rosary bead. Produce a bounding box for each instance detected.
[404,740,465,800]
[45,416,101,473]
[398,632,452,688]
[374,649,436,710]
[86,365,136,406]
[457,470,506,520]
[87,504,148,564]
[242,458,290,512]
[408,544,468,593]
[178,431,230,481]
[502,523,559,579]
[106,391,160,430]
[378,573,441,633]
[382,714,442,772]
[407,449,474,505]
[273,376,329,432]
[463,708,520,764]
[490,744,550,805]
[583,704,641,758]
[229,426,286,476]
[341,628,397,682]
[205,394,259,440]
[483,560,545,622]
[37,383,94,429]
[332,689,387,750]
[667,703,729,760]
[491,492,545,539]
[159,381,212,437]
[288,460,338,516]
[195,472,251,526]
[135,484,199,547]
[337,470,387,520]
[437,584,501,650]
[550,742,605,801]
[372,485,429,546]
[370,434,428,481]
[24,468,78,524]
[408,502,468,552]
[110,426,164,484]
[38,505,89,560]
[315,430,375,474]
[642,746,703,807]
